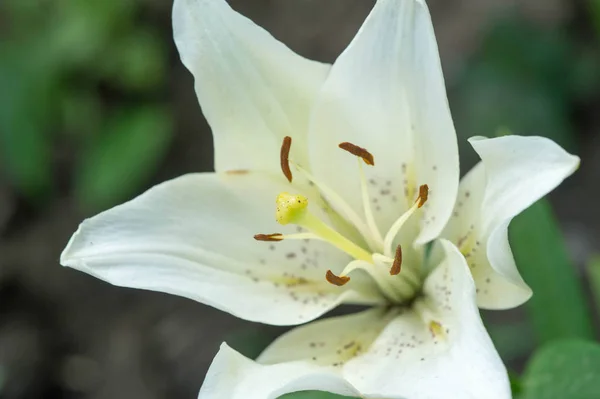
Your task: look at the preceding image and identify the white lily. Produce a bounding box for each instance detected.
[60,0,579,398]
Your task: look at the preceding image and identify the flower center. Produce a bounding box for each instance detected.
[254,137,429,303]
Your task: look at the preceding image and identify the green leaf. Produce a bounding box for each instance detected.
[521,340,600,399]
[509,200,594,343]
[279,392,354,399]
[74,106,173,211]
[586,256,600,313]
[510,370,523,397]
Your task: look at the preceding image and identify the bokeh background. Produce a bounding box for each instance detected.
[1,0,600,398]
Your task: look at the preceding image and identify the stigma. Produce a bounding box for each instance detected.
[275,192,308,225]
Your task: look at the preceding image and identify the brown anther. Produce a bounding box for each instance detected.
[338,142,375,166]
[254,233,283,242]
[325,270,350,286]
[280,136,293,182]
[390,245,402,275]
[417,184,429,208]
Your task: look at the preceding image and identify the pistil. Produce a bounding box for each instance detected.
[274,192,373,263]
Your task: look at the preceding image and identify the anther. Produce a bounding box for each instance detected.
[417,184,429,208]
[390,245,402,275]
[280,136,293,182]
[326,270,350,286]
[254,233,283,242]
[339,142,375,166]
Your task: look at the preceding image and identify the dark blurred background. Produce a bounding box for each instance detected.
[1,0,600,398]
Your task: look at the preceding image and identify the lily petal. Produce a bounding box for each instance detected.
[308,0,458,243]
[470,135,580,233]
[343,240,510,398]
[213,241,508,399]
[445,135,579,309]
[258,307,392,366]
[61,172,383,326]
[173,0,330,172]
[442,163,531,308]
[198,343,362,399]
[200,309,392,398]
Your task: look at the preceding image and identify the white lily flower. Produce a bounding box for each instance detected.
[60,0,579,398]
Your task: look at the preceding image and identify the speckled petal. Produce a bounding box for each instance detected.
[343,240,510,399]
[308,0,458,243]
[247,241,509,399]
[61,172,383,326]
[441,163,530,309]
[443,135,579,309]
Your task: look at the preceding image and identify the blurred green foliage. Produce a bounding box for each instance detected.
[511,200,594,344]
[589,0,600,39]
[453,13,600,167]
[520,340,600,399]
[0,0,172,210]
[587,257,600,313]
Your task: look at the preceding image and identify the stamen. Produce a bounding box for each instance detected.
[254,233,283,242]
[333,260,407,302]
[280,136,293,182]
[357,160,384,251]
[326,270,350,286]
[417,184,429,208]
[373,253,420,289]
[390,245,402,275]
[383,184,429,257]
[255,232,323,242]
[339,142,374,166]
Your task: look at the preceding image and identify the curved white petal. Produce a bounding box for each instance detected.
[344,240,510,398]
[198,343,362,399]
[481,221,532,307]
[470,135,579,234]
[444,135,579,309]
[61,172,383,326]
[173,0,330,172]
[308,0,458,243]
[442,163,532,308]
[440,162,486,243]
